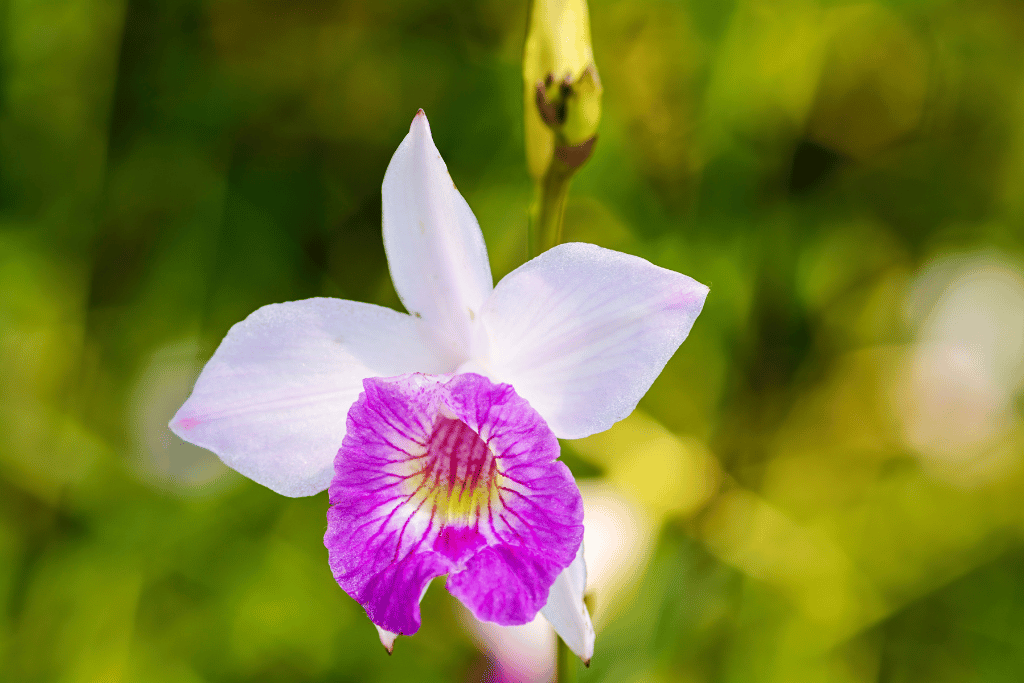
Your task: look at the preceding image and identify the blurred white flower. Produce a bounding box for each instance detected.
[897,254,1024,484]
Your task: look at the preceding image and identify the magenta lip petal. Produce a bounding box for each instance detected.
[325,372,584,634]
[446,544,564,626]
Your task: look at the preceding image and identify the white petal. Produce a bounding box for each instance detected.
[382,110,493,365]
[169,298,445,497]
[540,544,594,665]
[375,625,398,654]
[478,242,709,438]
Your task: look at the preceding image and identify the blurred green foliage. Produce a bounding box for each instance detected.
[3,0,1024,681]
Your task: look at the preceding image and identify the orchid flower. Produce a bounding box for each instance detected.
[170,110,708,661]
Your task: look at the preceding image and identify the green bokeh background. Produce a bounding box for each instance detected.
[3,0,1024,681]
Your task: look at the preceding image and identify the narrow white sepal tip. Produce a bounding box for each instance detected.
[375,624,398,655]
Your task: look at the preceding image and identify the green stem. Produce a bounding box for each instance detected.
[556,635,577,683]
[528,155,575,258]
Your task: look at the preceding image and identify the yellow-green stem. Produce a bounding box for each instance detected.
[528,156,575,258]
[556,634,577,683]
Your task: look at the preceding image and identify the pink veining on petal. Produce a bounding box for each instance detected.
[325,372,583,636]
[668,284,710,311]
[175,416,202,430]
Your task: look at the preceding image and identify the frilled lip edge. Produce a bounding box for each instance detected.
[324,372,584,639]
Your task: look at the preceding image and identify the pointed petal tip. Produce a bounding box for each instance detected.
[410,108,430,134]
[682,279,710,309]
[167,405,202,438]
[169,414,201,432]
[375,624,398,655]
[583,658,591,668]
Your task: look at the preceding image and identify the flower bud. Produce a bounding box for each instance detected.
[524,0,603,178]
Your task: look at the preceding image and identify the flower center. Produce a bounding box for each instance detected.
[405,415,501,526]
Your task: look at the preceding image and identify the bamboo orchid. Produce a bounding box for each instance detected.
[170,111,708,662]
